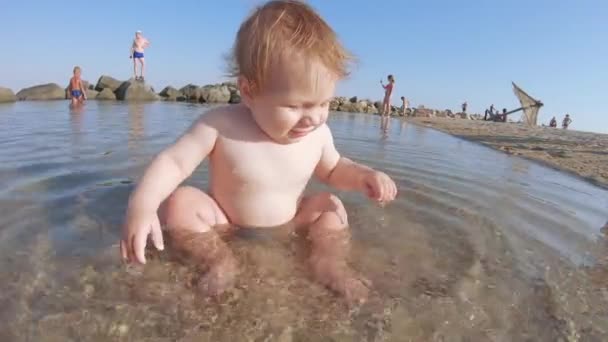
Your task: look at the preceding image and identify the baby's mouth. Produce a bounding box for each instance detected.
[289,126,315,137]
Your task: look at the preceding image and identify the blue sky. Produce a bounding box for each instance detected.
[1,0,606,132]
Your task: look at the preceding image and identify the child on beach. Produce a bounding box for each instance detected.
[120,0,397,305]
[400,96,409,116]
[67,66,87,106]
[130,30,150,81]
[380,75,395,116]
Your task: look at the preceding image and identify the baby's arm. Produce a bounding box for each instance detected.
[128,115,217,212]
[313,125,373,192]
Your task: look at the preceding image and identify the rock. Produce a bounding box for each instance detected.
[179,84,201,101]
[96,88,117,101]
[159,86,182,101]
[86,89,99,98]
[338,102,358,112]
[334,97,348,105]
[200,84,231,103]
[16,83,65,101]
[0,87,17,103]
[95,75,123,92]
[413,108,434,118]
[355,101,369,113]
[229,89,241,104]
[329,99,340,111]
[115,80,159,101]
[374,101,382,109]
[434,110,447,118]
[349,96,358,103]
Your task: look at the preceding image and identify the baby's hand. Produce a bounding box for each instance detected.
[362,170,397,205]
[120,205,164,264]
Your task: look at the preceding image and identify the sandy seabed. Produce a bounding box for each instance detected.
[408,117,608,190]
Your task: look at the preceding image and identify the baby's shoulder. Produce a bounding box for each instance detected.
[197,104,255,135]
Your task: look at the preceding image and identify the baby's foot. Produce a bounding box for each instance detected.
[198,253,239,296]
[310,255,371,306]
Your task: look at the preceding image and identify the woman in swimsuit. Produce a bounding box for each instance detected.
[380,75,395,116]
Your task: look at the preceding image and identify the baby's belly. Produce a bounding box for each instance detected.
[213,189,301,228]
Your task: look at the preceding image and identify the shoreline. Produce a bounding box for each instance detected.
[407,117,608,190]
[3,76,607,191]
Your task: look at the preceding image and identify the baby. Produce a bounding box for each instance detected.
[120,0,397,305]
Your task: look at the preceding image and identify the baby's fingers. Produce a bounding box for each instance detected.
[150,219,164,251]
[120,239,128,262]
[132,230,149,264]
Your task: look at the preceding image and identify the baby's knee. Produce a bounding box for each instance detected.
[315,192,348,228]
[160,186,214,232]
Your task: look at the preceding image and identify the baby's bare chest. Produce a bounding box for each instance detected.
[211,137,323,187]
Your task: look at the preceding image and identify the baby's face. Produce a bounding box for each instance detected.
[242,57,337,144]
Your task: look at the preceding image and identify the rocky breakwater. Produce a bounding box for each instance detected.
[15,83,65,101]
[159,83,241,104]
[94,76,158,101]
[0,87,17,103]
[330,96,380,114]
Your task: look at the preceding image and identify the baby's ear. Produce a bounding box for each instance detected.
[237,76,254,105]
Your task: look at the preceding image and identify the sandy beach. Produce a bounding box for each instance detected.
[408,117,608,190]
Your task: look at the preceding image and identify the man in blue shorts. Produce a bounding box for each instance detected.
[130,30,150,81]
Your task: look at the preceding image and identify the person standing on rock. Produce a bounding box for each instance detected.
[562,114,572,129]
[549,116,557,128]
[380,75,395,116]
[130,30,150,82]
[400,96,409,116]
[462,101,468,114]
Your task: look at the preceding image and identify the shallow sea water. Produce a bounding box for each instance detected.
[0,101,607,341]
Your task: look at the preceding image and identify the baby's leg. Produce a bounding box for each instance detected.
[159,186,238,296]
[294,192,370,305]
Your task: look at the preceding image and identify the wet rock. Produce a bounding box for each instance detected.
[115,79,159,101]
[337,102,358,113]
[159,86,182,101]
[179,84,201,101]
[86,89,99,99]
[95,75,123,92]
[329,99,340,111]
[0,87,17,103]
[229,90,241,104]
[16,83,65,100]
[200,84,231,103]
[96,88,117,101]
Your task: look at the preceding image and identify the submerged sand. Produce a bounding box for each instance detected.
[408,117,608,189]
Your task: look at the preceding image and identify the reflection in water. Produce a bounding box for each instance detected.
[0,103,607,340]
[128,103,145,151]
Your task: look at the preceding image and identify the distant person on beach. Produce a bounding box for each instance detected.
[67,66,87,106]
[462,101,468,113]
[562,114,572,129]
[400,96,409,116]
[549,116,557,128]
[380,75,395,116]
[120,0,396,305]
[130,30,150,81]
